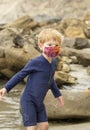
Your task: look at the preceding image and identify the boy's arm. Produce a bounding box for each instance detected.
[50,79,64,107]
[50,78,62,98]
[3,60,34,93]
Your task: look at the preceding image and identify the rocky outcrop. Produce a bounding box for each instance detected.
[0,16,78,85]
[0,14,90,77]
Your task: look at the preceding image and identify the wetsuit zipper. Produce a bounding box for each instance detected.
[48,64,53,88]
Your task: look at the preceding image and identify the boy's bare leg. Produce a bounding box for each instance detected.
[38,122,49,130]
[27,126,37,130]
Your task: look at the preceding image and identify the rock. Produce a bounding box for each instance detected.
[61,47,79,57]
[5,45,40,71]
[59,18,84,30]
[61,56,72,64]
[70,56,78,64]
[0,69,16,78]
[0,44,40,78]
[3,15,33,29]
[45,89,90,119]
[57,61,71,73]
[77,49,90,66]
[0,29,15,47]
[2,15,38,36]
[23,44,40,56]
[62,37,90,49]
[13,35,25,48]
[57,56,72,72]
[61,47,90,66]
[21,21,38,35]
[65,26,85,38]
[74,38,90,49]
[59,18,85,38]
[61,63,71,73]
[62,37,75,48]
[54,71,77,85]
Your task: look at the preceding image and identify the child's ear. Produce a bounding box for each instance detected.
[38,43,43,50]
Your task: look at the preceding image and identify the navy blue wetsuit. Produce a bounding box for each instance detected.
[4,55,62,126]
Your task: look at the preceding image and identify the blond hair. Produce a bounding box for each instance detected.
[38,28,63,44]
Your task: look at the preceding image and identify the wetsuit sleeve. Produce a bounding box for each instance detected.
[3,60,34,92]
[50,78,62,98]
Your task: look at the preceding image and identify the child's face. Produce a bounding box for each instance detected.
[38,40,61,57]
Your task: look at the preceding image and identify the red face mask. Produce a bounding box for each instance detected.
[44,46,60,57]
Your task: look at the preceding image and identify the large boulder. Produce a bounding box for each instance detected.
[0,45,40,78]
[5,45,40,70]
[45,89,90,119]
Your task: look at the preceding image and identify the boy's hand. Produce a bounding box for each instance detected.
[0,88,7,100]
[56,96,64,107]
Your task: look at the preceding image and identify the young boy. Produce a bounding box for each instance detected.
[0,28,64,130]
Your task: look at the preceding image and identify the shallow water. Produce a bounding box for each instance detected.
[0,64,90,130]
[0,82,23,130]
[63,64,90,90]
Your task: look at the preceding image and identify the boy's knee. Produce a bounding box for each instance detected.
[38,122,49,130]
[45,122,49,127]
